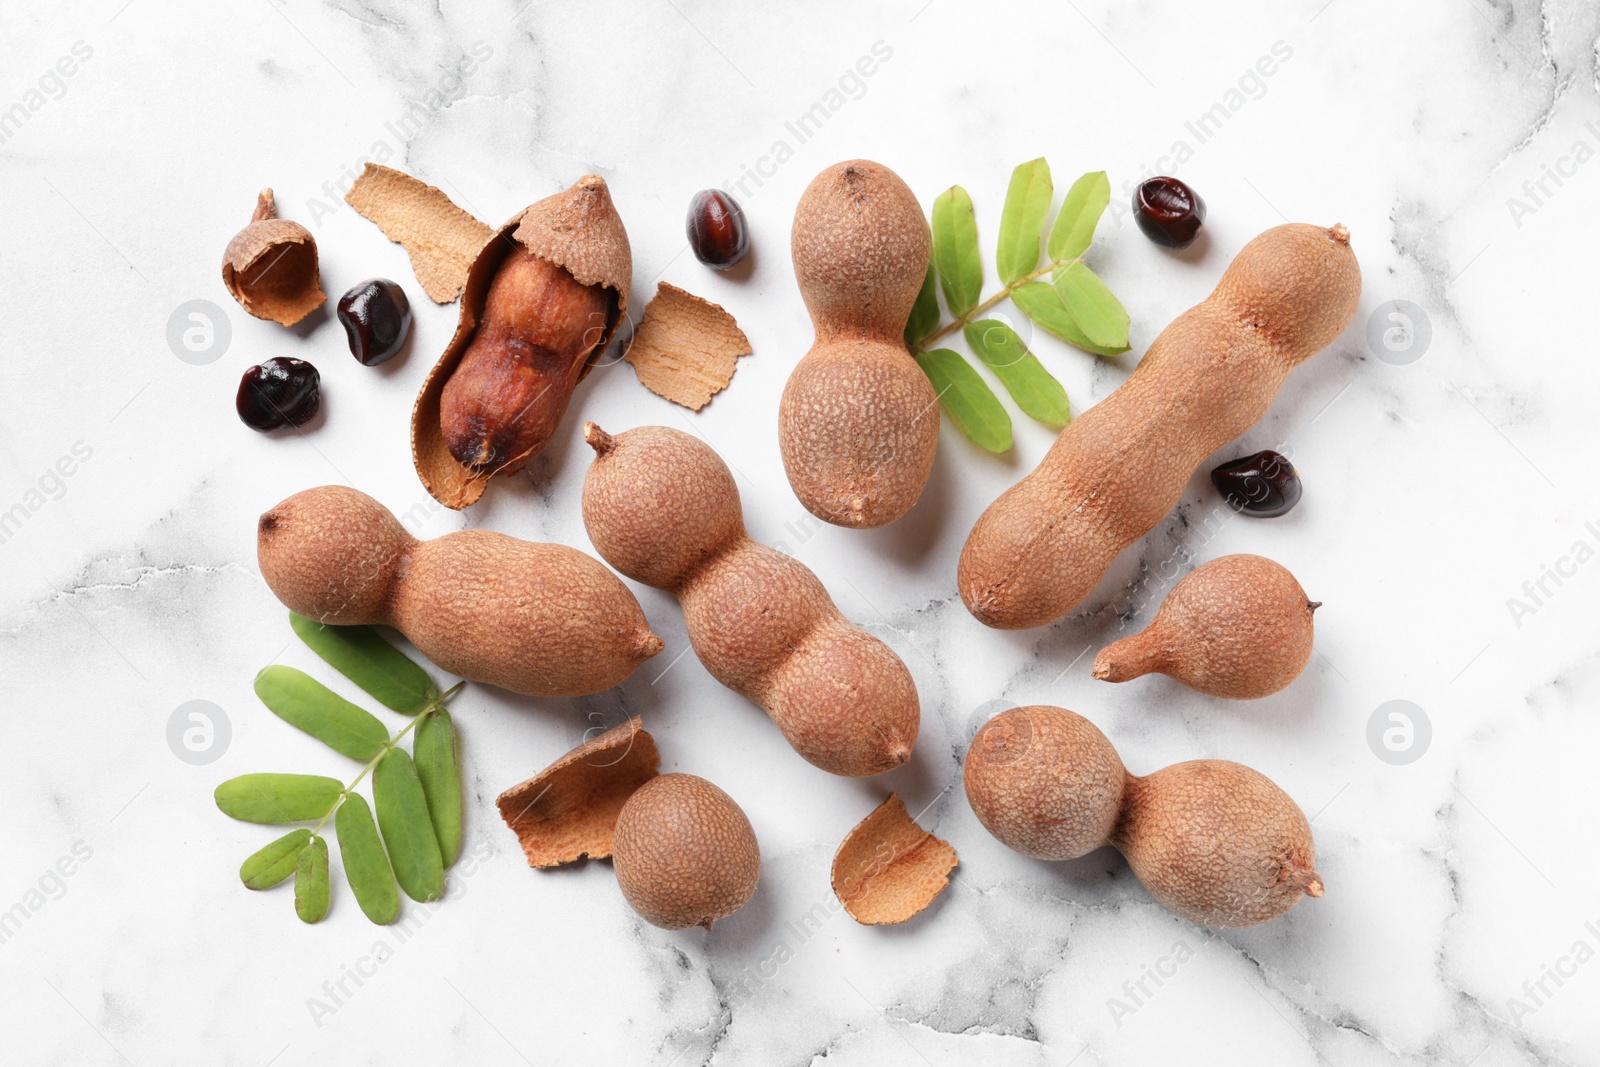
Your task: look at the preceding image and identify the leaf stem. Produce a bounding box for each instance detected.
[309,682,464,838]
[915,256,1081,351]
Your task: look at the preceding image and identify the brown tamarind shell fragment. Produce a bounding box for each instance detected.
[831,793,957,925]
[495,717,660,868]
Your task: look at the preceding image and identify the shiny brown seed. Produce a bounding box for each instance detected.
[686,189,749,269]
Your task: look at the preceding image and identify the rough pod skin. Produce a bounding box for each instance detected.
[959,223,1361,629]
[256,485,662,696]
[779,160,937,528]
[612,774,760,930]
[964,705,1322,928]
[581,423,920,776]
[1093,554,1319,699]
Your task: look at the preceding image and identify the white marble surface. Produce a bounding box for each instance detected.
[4,0,1600,1063]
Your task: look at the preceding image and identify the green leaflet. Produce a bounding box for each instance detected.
[254,666,391,762]
[962,321,1071,427]
[995,158,1053,285]
[1012,282,1130,357]
[215,774,345,824]
[1053,262,1131,350]
[289,614,437,714]
[239,828,312,890]
[1048,171,1111,262]
[373,750,444,903]
[931,185,982,316]
[414,710,462,867]
[335,794,400,925]
[915,349,1012,454]
[905,263,940,349]
[294,835,330,923]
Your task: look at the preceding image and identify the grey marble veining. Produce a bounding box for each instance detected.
[3,0,1599,1063]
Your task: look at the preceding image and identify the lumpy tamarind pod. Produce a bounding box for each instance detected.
[1092,554,1319,699]
[256,485,662,697]
[959,223,1361,630]
[580,423,920,777]
[779,160,938,528]
[412,175,632,510]
[964,705,1321,928]
[439,249,612,473]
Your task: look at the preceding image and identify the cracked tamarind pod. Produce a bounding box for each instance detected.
[412,175,632,509]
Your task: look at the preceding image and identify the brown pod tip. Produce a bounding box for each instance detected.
[1090,640,1163,684]
[221,187,326,326]
[1329,222,1350,244]
[1290,865,1325,898]
[584,421,616,455]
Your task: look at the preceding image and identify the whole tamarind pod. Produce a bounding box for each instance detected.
[413,175,631,510]
[581,423,920,777]
[779,160,937,529]
[1092,554,1319,699]
[959,223,1361,630]
[257,485,662,696]
[964,705,1322,928]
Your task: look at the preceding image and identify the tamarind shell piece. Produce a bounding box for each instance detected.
[412,175,632,510]
[495,717,660,868]
[831,793,957,925]
[343,163,493,304]
[624,282,751,410]
[221,189,326,326]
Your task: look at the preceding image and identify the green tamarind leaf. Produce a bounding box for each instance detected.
[373,750,444,903]
[996,158,1053,285]
[1011,282,1130,357]
[906,262,941,349]
[335,794,399,925]
[215,774,345,824]
[1053,263,1131,350]
[239,829,312,890]
[289,614,437,714]
[413,710,462,868]
[962,320,1071,427]
[294,835,330,923]
[931,185,982,317]
[254,666,391,761]
[915,349,1012,454]
[1048,170,1111,262]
